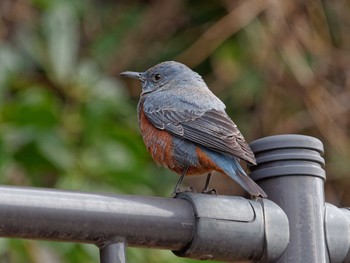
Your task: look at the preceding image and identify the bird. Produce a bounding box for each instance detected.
[120,61,267,198]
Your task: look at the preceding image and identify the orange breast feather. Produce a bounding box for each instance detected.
[139,105,221,176]
[139,108,176,170]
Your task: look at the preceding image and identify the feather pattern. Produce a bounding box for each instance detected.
[144,106,256,165]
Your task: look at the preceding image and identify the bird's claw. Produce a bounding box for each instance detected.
[170,190,180,198]
[184,186,196,193]
[170,186,196,198]
[201,188,217,195]
[251,194,264,201]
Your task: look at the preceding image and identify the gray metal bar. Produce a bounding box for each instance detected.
[325,204,350,262]
[2,134,350,262]
[0,185,290,262]
[174,193,289,262]
[100,242,126,263]
[250,134,328,263]
[340,208,350,262]
[0,186,194,250]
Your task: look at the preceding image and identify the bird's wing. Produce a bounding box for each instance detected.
[144,107,256,164]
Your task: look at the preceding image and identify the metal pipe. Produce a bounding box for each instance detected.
[325,204,350,262]
[2,134,350,262]
[0,186,195,250]
[0,185,289,262]
[250,134,328,263]
[100,242,126,263]
[174,193,289,262]
[339,208,350,262]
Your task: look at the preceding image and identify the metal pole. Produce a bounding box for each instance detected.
[100,242,126,263]
[0,185,289,262]
[174,193,289,262]
[325,204,350,262]
[0,186,194,250]
[250,134,328,263]
[2,135,350,262]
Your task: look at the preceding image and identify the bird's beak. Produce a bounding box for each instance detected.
[120,71,145,82]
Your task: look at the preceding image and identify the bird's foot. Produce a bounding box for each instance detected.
[201,188,217,195]
[184,186,196,193]
[251,194,265,201]
[170,186,196,198]
[170,189,180,198]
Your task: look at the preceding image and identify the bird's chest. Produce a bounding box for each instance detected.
[137,101,211,175]
[138,102,176,168]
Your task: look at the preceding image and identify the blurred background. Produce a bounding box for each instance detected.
[0,0,349,262]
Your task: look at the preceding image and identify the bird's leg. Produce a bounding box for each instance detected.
[170,165,189,197]
[201,172,217,195]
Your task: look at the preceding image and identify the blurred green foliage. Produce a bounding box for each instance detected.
[0,0,350,262]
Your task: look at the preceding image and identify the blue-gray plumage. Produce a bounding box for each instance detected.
[120,61,267,198]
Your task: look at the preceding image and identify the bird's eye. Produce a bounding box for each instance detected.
[153,74,162,82]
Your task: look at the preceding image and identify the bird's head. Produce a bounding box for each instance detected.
[120,61,203,96]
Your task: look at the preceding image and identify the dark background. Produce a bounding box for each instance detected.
[0,0,349,262]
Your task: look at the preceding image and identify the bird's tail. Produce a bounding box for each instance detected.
[229,158,267,198]
[203,149,267,198]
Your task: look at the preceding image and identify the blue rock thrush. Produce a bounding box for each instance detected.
[120,61,267,198]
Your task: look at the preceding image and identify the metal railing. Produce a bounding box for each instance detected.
[0,134,349,262]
